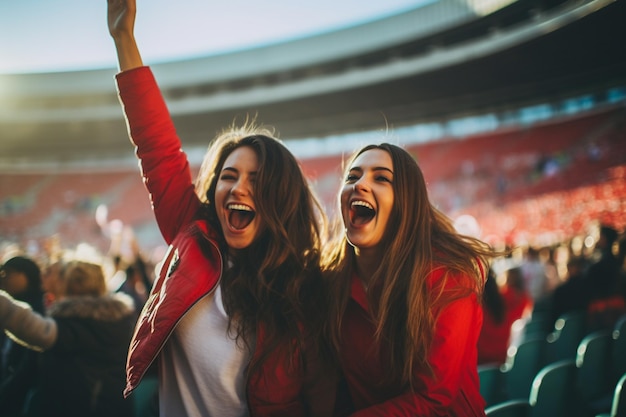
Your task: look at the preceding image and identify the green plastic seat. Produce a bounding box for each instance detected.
[544,311,587,364]
[595,373,626,417]
[529,359,579,417]
[502,337,546,401]
[576,330,613,415]
[479,363,505,407]
[485,399,531,417]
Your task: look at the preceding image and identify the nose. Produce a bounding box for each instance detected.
[353,176,371,193]
[231,177,251,197]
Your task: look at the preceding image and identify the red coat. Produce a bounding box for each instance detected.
[339,269,486,416]
[116,66,334,416]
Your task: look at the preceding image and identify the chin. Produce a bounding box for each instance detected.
[226,238,253,251]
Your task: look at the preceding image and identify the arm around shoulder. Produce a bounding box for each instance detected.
[0,290,58,351]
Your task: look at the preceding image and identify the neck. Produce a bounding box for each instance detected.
[354,246,382,288]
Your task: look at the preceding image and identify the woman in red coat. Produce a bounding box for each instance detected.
[477,267,532,365]
[323,144,498,416]
[107,1,334,415]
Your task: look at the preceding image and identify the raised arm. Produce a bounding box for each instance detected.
[106,0,201,242]
[107,0,143,71]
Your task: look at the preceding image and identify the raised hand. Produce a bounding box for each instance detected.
[107,0,136,40]
[106,0,143,71]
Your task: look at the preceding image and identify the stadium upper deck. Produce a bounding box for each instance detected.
[0,0,624,168]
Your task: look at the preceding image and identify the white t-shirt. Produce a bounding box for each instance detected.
[159,284,252,417]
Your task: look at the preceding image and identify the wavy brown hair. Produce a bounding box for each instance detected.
[195,121,329,375]
[323,143,497,389]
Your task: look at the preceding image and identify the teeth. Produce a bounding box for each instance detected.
[351,200,374,210]
[228,203,252,211]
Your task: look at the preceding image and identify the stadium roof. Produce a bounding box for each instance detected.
[0,0,624,168]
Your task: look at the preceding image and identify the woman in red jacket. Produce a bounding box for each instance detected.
[107,1,334,416]
[323,143,497,416]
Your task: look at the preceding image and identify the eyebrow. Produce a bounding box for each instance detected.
[222,167,257,175]
[349,166,393,174]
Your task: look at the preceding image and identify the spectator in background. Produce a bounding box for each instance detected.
[0,256,45,417]
[479,266,533,363]
[584,225,625,331]
[549,255,589,325]
[520,247,548,303]
[501,267,533,322]
[0,259,135,417]
[117,256,151,315]
[477,268,508,365]
[108,253,151,321]
[618,234,626,301]
[542,246,561,295]
[501,266,534,348]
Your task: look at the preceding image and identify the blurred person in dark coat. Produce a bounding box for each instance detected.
[0,259,135,417]
[584,225,625,331]
[549,255,589,325]
[0,256,45,417]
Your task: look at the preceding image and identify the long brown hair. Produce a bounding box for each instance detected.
[324,143,495,388]
[195,121,328,374]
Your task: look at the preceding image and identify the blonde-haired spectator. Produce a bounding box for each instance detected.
[0,258,135,417]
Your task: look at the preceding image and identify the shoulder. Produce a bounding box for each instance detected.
[48,293,135,322]
[170,220,222,269]
[427,264,477,289]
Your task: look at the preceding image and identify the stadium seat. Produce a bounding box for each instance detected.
[521,313,551,341]
[595,373,626,417]
[612,315,626,384]
[485,399,530,417]
[576,331,613,415]
[591,316,626,415]
[528,359,579,417]
[479,363,505,407]
[509,312,551,348]
[544,311,587,364]
[501,337,546,402]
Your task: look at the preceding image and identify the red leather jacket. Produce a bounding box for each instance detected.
[339,268,487,416]
[116,67,334,416]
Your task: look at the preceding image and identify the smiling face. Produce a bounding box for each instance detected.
[214,146,262,252]
[341,148,395,254]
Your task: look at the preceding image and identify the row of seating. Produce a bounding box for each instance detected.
[485,371,626,417]
[480,313,626,416]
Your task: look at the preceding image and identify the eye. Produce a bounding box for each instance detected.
[345,173,359,183]
[219,173,237,181]
[376,175,392,183]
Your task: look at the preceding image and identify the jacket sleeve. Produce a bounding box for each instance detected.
[115,66,201,244]
[350,293,483,417]
[0,290,57,351]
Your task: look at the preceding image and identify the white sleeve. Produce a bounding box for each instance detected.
[0,290,58,351]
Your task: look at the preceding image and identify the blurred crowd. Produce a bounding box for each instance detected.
[0,227,158,417]
[478,224,626,366]
[0,221,624,416]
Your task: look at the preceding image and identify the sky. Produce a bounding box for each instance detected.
[0,0,427,74]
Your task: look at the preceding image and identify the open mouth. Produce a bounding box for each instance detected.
[350,200,376,226]
[227,203,256,230]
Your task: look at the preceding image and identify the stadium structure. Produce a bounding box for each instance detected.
[0,0,624,256]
